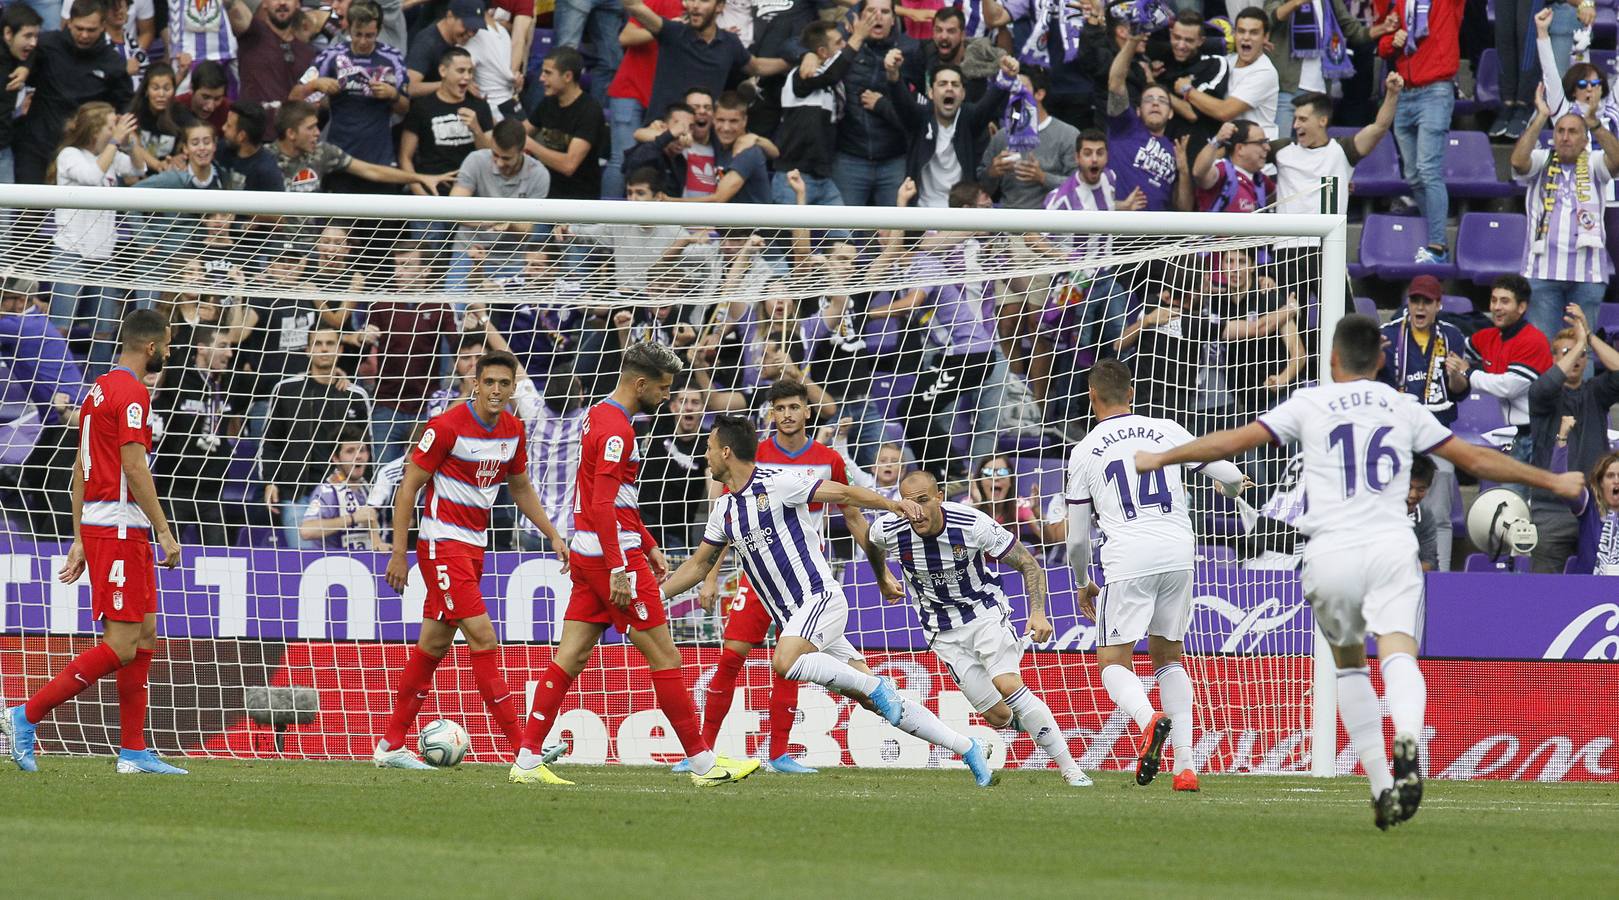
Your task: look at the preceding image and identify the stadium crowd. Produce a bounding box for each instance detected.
[2,0,1619,578]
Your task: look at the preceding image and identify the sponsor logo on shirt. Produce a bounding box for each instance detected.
[418,429,436,452]
[604,435,624,462]
[126,403,144,429]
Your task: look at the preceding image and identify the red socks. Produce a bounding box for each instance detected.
[116,648,154,752]
[650,668,709,758]
[701,648,747,748]
[519,662,575,753]
[25,642,122,725]
[381,646,443,751]
[469,648,522,754]
[767,672,800,761]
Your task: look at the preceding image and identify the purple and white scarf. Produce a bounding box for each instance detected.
[1293,1,1356,81]
[1401,0,1430,57]
[1003,80,1041,154]
[1017,0,1086,67]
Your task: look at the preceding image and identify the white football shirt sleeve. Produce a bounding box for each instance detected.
[868,516,895,554]
[1063,446,1091,506]
[701,500,731,547]
[1406,402,1455,454]
[778,469,822,507]
[1257,394,1306,446]
[969,509,1016,559]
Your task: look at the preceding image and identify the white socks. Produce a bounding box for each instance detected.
[1380,653,1426,741]
[895,697,973,755]
[514,747,542,768]
[786,652,881,697]
[1337,667,1393,798]
[1101,664,1155,731]
[1005,687,1076,772]
[1155,663,1195,775]
[685,750,716,776]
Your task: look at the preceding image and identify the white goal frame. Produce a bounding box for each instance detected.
[0,183,1348,776]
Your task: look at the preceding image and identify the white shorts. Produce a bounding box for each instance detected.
[1097,569,1193,647]
[1301,538,1425,646]
[782,591,864,665]
[932,612,1025,713]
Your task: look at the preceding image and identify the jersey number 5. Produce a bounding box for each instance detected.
[1103,459,1172,520]
[1328,423,1400,498]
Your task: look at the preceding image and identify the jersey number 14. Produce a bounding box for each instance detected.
[1103,460,1172,519]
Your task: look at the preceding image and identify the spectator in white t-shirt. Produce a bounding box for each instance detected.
[46,102,145,365]
[1176,7,1279,138]
[446,118,551,288]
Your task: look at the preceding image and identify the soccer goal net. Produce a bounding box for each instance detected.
[0,184,1347,776]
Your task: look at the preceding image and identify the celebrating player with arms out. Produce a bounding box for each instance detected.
[687,379,873,775]
[1136,316,1583,829]
[4,310,186,774]
[867,471,1093,787]
[513,343,759,787]
[1065,360,1251,794]
[661,416,996,786]
[374,351,571,770]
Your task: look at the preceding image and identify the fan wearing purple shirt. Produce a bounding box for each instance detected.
[1104,30,1192,212]
[300,423,386,552]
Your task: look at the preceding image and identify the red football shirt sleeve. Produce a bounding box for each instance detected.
[410,421,453,474]
[831,451,848,486]
[114,384,149,449]
[512,428,529,474]
[580,422,631,569]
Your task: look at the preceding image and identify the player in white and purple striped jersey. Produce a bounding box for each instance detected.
[867,471,1092,787]
[659,416,997,786]
[168,0,247,86]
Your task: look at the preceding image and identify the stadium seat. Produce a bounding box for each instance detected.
[861,314,902,354]
[1441,294,1473,315]
[1454,393,1507,446]
[1474,49,1501,112]
[1565,557,1582,574]
[1596,6,1617,46]
[1598,304,1619,335]
[1357,214,1456,280]
[1455,212,1527,286]
[1353,295,1378,318]
[1341,131,1407,198]
[1593,49,1618,82]
[1443,131,1518,198]
[1463,553,1530,573]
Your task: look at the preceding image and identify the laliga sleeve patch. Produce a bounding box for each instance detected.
[604,435,625,463]
[125,402,144,429]
[418,428,436,452]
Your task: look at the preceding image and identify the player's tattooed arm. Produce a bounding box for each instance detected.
[863,539,904,604]
[660,540,724,599]
[1003,541,1051,642]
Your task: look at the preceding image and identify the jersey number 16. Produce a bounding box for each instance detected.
[1328,423,1401,498]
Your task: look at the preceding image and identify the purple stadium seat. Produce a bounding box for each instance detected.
[1607,207,1619,280]
[861,315,901,354]
[1342,130,1407,197]
[1463,553,1531,573]
[1454,393,1507,446]
[1441,294,1472,315]
[1599,304,1619,334]
[1565,557,1582,574]
[1196,545,1238,565]
[1443,131,1518,198]
[869,374,916,421]
[1593,49,1618,82]
[1455,212,1527,286]
[1011,457,1066,507]
[1353,295,1378,318]
[1474,49,1501,111]
[1358,214,1457,280]
[1596,7,1616,46]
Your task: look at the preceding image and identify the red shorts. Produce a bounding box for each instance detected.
[86,535,157,623]
[721,572,773,645]
[417,540,487,622]
[566,553,667,633]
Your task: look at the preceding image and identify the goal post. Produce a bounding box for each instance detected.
[0,183,1348,776]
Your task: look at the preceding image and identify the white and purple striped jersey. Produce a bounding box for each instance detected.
[1043,169,1118,261]
[522,401,586,542]
[170,0,240,65]
[303,478,372,551]
[702,466,836,623]
[869,501,1014,638]
[1517,148,1615,284]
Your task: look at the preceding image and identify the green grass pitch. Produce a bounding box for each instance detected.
[2,760,1615,898]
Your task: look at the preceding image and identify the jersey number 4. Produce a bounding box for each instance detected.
[1328,423,1400,498]
[1103,460,1172,519]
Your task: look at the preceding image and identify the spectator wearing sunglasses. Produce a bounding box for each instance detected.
[1190,119,1274,213]
[1534,8,1619,204]
[959,455,1063,547]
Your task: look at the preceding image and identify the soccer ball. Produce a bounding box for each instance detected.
[418,719,469,767]
[1466,488,1538,557]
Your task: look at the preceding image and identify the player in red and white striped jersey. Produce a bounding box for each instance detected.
[690,379,874,775]
[4,310,186,775]
[513,342,759,787]
[373,351,570,770]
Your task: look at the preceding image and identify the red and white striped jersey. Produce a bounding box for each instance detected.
[79,367,154,539]
[756,435,848,534]
[570,399,654,565]
[410,401,527,549]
